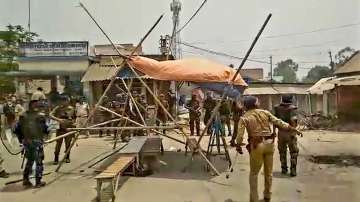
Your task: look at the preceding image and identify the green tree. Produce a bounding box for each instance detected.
[0,25,38,94]
[303,65,332,83]
[273,59,298,83]
[335,46,355,66]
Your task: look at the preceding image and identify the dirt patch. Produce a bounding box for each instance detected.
[310,155,360,167]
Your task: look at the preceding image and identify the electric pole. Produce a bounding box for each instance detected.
[170,0,182,59]
[28,0,31,31]
[269,55,273,82]
[328,51,335,72]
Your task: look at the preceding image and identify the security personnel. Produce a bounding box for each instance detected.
[186,94,201,136]
[203,91,216,135]
[16,100,49,187]
[236,96,300,202]
[219,99,232,136]
[156,94,169,134]
[274,95,299,177]
[230,100,243,146]
[50,95,75,164]
[133,94,147,136]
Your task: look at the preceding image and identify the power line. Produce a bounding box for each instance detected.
[176,0,208,34]
[180,41,270,64]
[188,22,360,44]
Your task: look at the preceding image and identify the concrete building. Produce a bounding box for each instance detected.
[244,82,313,113]
[308,51,360,121]
[8,41,89,98]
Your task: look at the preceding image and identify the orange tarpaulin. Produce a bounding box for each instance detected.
[128,56,248,87]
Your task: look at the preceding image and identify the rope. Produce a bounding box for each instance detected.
[0,127,22,156]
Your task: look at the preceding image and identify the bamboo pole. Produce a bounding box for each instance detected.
[119,76,146,126]
[127,60,221,176]
[99,106,186,145]
[68,126,179,130]
[55,3,164,172]
[113,79,134,149]
[195,13,272,148]
[45,118,122,144]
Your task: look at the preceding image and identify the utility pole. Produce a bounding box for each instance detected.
[170,0,182,59]
[328,51,335,72]
[269,55,273,82]
[28,0,31,31]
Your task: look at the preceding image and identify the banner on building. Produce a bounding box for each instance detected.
[19,41,88,57]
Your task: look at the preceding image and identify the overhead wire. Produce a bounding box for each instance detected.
[180,41,270,64]
[187,21,360,44]
[176,0,208,34]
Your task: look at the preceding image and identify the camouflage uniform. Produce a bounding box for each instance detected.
[274,103,299,176]
[16,104,49,187]
[230,101,243,145]
[51,105,75,163]
[203,96,216,135]
[156,96,169,134]
[186,98,201,136]
[236,109,292,202]
[219,100,232,136]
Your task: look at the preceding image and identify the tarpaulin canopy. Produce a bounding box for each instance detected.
[128,56,248,87]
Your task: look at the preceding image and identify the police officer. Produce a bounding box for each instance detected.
[203,91,216,135]
[186,94,201,136]
[230,100,243,146]
[219,99,232,136]
[50,95,75,164]
[156,94,169,134]
[17,100,49,187]
[236,96,300,202]
[274,95,299,177]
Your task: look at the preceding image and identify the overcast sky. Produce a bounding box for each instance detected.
[1,0,360,79]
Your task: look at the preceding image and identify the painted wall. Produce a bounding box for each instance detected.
[19,59,88,72]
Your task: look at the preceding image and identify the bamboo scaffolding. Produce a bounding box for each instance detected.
[45,118,122,144]
[195,14,272,149]
[55,2,164,172]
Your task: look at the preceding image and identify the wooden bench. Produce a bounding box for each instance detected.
[94,156,135,202]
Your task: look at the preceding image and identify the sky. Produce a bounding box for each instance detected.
[1,0,360,79]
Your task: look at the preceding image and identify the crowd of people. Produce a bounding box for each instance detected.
[0,87,302,202]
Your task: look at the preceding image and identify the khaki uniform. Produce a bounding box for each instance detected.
[236,109,290,202]
[75,103,90,137]
[274,104,299,175]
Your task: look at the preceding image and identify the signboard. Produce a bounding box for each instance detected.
[19,41,88,57]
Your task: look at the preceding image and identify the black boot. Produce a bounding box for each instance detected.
[53,155,59,165]
[35,178,46,188]
[281,166,288,175]
[23,177,33,187]
[290,166,297,177]
[65,154,71,163]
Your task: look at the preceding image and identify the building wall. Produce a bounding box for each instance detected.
[19,59,88,72]
[336,85,360,121]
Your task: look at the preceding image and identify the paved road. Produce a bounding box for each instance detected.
[0,130,359,202]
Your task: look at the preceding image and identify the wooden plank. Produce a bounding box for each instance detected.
[118,136,147,154]
[142,136,162,154]
[95,156,135,179]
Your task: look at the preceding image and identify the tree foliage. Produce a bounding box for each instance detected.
[303,65,332,83]
[273,59,298,83]
[335,46,356,66]
[0,25,38,94]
